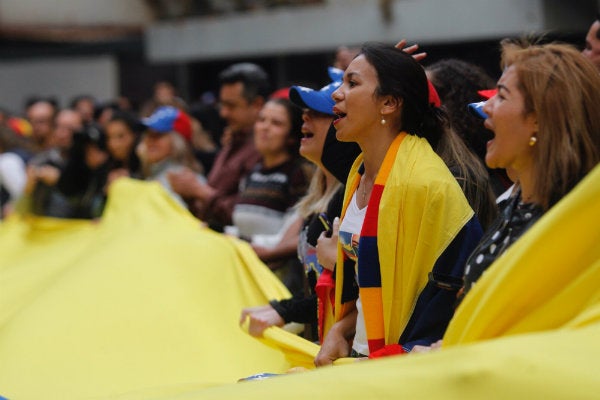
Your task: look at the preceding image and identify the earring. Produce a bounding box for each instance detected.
[529,136,537,146]
[380,114,386,125]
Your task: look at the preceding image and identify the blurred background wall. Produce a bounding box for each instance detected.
[0,0,598,114]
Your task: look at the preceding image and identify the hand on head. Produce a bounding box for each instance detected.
[395,39,427,62]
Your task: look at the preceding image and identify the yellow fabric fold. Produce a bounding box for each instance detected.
[444,162,600,344]
[165,323,600,400]
[243,324,320,369]
[0,178,293,400]
[3,161,599,399]
[136,164,600,400]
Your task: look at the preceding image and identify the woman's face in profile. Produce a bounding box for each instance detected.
[482,66,537,172]
[331,55,382,144]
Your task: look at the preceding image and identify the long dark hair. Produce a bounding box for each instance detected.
[362,43,497,229]
[426,58,496,163]
[107,111,143,175]
[360,43,444,148]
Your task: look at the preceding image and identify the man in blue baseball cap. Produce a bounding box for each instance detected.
[168,62,269,231]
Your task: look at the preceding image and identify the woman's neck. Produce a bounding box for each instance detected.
[359,128,397,180]
[517,168,539,204]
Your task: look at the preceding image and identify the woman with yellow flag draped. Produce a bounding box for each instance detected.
[314,43,484,365]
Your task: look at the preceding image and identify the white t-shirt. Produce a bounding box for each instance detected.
[338,189,369,356]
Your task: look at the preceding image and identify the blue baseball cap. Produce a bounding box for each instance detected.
[467,101,488,119]
[142,106,192,142]
[289,81,341,116]
[328,66,344,82]
[467,89,497,119]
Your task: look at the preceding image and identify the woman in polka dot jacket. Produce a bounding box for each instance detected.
[457,41,600,302]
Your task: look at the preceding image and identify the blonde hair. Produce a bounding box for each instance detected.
[294,168,341,220]
[501,41,600,209]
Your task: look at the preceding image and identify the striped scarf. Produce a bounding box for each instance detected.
[335,133,473,354]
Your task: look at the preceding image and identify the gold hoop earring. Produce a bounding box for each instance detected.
[529,136,537,146]
[380,114,386,126]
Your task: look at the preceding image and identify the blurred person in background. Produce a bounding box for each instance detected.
[231,97,309,240]
[24,97,58,153]
[24,108,83,217]
[94,100,122,128]
[70,94,96,126]
[168,62,269,231]
[140,81,187,117]
[28,108,82,169]
[138,106,206,208]
[230,96,311,296]
[334,46,360,71]
[105,111,143,184]
[50,109,82,158]
[54,123,111,219]
[188,99,225,174]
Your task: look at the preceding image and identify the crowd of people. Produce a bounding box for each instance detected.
[1,14,599,371]
[242,17,600,364]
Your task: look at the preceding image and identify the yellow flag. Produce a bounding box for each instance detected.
[0,179,293,399]
[180,164,600,399]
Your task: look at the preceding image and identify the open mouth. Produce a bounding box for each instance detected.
[332,108,347,126]
[301,132,314,139]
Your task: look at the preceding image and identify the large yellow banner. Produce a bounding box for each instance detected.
[1,162,599,399]
[0,179,292,399]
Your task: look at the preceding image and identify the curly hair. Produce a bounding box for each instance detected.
[426,59,496,163]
